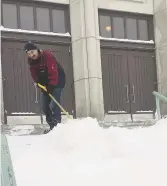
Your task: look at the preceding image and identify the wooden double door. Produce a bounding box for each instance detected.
[101,48,157,116]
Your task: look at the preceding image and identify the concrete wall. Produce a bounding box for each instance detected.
[0,50,4,124]
[97,0,153,14]
[0,2,4,124]
[153,0,167,116]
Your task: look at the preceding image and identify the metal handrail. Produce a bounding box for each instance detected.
[152,91,167,119]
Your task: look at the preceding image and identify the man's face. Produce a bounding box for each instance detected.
[27,50,39,60]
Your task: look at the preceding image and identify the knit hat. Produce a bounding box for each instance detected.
[24,41,38,53]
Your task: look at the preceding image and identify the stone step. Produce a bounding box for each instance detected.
[99,119,156,129]
[1,118,157,136]
[1,124,49,136]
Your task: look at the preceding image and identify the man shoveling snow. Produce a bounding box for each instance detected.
[24,41,66,134]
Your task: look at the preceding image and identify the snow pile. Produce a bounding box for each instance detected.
[7,117,167,186]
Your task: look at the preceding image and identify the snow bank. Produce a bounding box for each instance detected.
[7,117,167,186]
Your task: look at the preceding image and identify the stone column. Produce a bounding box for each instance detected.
[0,50,5,124]
[70,0,104,120]
[154,0,167,116]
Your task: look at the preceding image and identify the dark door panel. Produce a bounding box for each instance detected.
[128,51,156,113]
[1,41,40,115]
[101,48,130,114]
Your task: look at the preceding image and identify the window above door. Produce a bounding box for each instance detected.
[98,10,154,41]
[1,0,70,34]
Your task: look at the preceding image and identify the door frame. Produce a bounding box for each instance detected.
[100,40,158,121]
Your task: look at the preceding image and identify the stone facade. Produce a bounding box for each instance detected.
[0,50,4,123]
[154,0,167,115]
[97,0,153,14]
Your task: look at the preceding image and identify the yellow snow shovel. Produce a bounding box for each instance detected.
[37,83,72,119]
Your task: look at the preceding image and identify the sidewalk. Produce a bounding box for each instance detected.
[1,124,49,136]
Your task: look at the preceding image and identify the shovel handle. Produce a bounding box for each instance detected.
[37,83,72,119]
[37,83,47,92]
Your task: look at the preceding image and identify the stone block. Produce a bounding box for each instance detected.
[72,38,89,81]
[154,9,167,48]
[156,46,167,83]
[86,38,102,78]
[154,0,167,13]
[70,0,86,42]
[74,78,90,117]
[156,46,167,116]
[97,0,153,14]
[89,78,104,120]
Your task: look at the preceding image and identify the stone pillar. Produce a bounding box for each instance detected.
[70,0,104,120]
[0,50,5,124]
[0,12,5,124]
[154,0,167,116]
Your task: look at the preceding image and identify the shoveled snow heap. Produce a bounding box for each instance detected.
[7,117,167,186]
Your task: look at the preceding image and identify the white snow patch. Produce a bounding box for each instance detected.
[0,26,71,37]
[11,112,36,115]
[108,111,127,113]
[136,110,153,113]
[99,36,154,44]
[8,125,35,136]
[6,117,167,186]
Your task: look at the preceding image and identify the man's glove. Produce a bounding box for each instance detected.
[47,84,55,94]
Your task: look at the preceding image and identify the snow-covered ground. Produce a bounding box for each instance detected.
[6,117,167,186]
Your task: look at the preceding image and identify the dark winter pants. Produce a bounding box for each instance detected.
[40,88,63,129]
